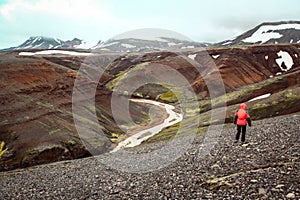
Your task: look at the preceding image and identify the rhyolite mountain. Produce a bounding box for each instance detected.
[217,21,300,46]
[4,36,85,50]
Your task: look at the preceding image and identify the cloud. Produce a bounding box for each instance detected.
[1,0,300,48]
[0,0,128,47]
[0,0,113,21]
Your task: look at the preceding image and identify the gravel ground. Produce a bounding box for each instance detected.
[1,113,299,199]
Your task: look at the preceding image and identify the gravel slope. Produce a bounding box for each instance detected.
[1,113,299,200]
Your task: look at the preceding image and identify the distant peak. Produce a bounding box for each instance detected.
[29,36,56,40]
[217,20,300,46]
[6,36,86,50]
[259,20,300,26]
[71,38,82,42]
[111,28,193,42]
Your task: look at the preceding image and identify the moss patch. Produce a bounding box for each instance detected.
[106,62,150,91]
[158,88,182,103]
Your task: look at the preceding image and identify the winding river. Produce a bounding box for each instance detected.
[110,99,183,153]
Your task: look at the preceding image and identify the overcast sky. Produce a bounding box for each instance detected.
[0,0,299,49]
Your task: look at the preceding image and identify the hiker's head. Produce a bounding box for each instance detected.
[240,103,247,110]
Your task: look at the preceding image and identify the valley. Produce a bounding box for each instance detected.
[0,20,299,199]
[0,43,299,172]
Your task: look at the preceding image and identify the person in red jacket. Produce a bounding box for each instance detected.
[233,103,252,143]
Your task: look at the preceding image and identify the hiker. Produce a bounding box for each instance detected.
[233,103,252,143]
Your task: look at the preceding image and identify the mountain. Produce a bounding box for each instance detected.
[92,28,210,52]
[4,36,85,50]
[3,35,209,52]
[92,37,209,52]
[3,21,300,51]
[217,21,300,46]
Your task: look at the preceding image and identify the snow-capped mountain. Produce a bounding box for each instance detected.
[3,21,300,51]
[5,36,85,50]
[92,37,209,53]
[217,21,300,46]
[92,28,210,52]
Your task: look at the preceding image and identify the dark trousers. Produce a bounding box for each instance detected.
[236,125,246,142]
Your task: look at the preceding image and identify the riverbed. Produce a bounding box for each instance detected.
[110,99,183,152]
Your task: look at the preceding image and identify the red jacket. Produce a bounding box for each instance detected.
[234,103,251,126]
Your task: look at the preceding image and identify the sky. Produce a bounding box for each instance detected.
[0,0,300,49]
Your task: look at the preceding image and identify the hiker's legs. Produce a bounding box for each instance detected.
[236,125,241,141]
[241,125,247,142]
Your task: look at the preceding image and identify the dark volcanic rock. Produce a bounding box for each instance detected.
[0,113,299,199]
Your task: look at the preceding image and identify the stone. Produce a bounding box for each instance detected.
[286,193,295,199]
[275,184,285,188]
[211,164,220,168]
[242,143,250,147]
[258,188,267,195]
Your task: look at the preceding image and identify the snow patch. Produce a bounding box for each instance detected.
[221,41,232,46]
[75,40,96,49]
[24,45,32,49]
[295,54,298,58]
[265,55,268,60]
[168,42,177,46]
[121,43,136,48]
[242,23,300,44]
[98,41,119,48]
[19,50,92,56]
[181,46,194,49]
[188,54,197,60]
[290,39,294,43]
[276,72,282,75]
[212,54,220,59]
[269,75,273,78]
[275,50,294,71]
[36,42,44,48]
[54,38,62,44]
[32,37,39,44]
[248,93,271,102]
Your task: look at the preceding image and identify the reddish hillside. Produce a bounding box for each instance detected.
[0,44,299,171]
[0,51,149,171]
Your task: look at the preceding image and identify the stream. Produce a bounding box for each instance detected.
[110,99,183,153]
